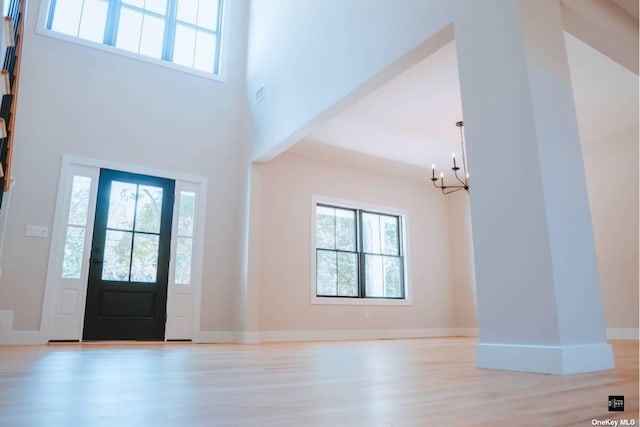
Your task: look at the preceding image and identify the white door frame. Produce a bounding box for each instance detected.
[40,155,208,341]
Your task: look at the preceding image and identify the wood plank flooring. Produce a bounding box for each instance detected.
[0,338,637,426]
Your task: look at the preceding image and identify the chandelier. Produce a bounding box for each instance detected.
[430,121,470,194]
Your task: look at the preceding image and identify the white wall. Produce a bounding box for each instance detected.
[259,145,456,335]
[0,0,250,332]
[446,191,476,328]
[246,0,458,160]
[246,0,636,163]
[582,126,639,330]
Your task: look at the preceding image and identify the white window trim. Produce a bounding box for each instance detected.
[310,195,412,306]
[35,0,231,82]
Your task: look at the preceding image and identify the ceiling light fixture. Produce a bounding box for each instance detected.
[430,121,470,194]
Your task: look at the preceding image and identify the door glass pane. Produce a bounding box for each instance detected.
[381,215,399,255]
[316,250,337,296]
[362,213,381,254]
[107,181,137,230]
[315,206,335,250]
[130,234,159,283]
[68,176,91,226]
[197,0,219,30]
[177,0,198,24]
[139,14,165,59]
[102,230,133,281]
[116,8,143,53]
[364,254,384,297]
[135,185,163,233]
[49,0,83,36]
[335,208,355,251]
[62,226,86,279]
[178,191,195,236]
[337,252,357,296]
[173,24,196,67]
[193,31,215,73]
[175,237,192,284]
[383,257,402,298]
[78,0,108,43]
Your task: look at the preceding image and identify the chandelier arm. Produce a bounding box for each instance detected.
[442,186,464,195]
[453,169,467,186]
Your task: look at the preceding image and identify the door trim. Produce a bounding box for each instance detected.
[41,155,208,341]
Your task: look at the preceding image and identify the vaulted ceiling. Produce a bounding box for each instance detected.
[297,33,638,174]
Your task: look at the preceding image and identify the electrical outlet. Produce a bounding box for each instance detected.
[25,225,48,238]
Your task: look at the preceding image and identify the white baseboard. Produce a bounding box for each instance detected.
[193,330,235,343]
[606,328,639,340]
[0,330,46,345]
[0,310,45,345]
[234,331,261,344]
[260,328,477,343]
[192,328,477,344]
[454,328,479,337]
[476,342,615,374]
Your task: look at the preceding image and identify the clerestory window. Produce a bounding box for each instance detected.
[44,0,224,76]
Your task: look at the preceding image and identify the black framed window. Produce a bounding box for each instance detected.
[45,0,224,75]
[315,204,405,299]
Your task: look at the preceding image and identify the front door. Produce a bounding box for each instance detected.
[83,169,175,341]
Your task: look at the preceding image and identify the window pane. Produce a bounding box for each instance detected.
[316,250,337,296]
[193,31,216,73]
[130,234,159,283]
[173,24,196,67]
[335,208,355,252]
[122,0,144,7]
[77,0,108,43]
[383,257,402,298]
[175,237,192,284]
[139,14,165,59]
[62,226,86,279]
[68,176,91,226]
[315,206,335,250]
[116,8,143,53]
[362,213,381,254]
[145,0,167,14]
[177,0,198,24]
[135,185,163,233]
[364,254,384,297]
[337,252,357,297]
[106,181,137,230]
[49,0,83,36]
[197,0,219,30]
[102,230,133,281]
[178,192,195,236]
[381,215,399,255]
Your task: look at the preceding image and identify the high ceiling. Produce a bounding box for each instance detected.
[295,33,638,175]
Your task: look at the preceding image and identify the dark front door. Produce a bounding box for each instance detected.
[83,169,175,341]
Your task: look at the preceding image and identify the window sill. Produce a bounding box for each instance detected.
[310,296,412,306]
[34,28,226,83]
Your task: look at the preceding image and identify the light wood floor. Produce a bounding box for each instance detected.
[0,338,637,426]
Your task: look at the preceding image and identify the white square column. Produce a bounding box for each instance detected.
[454,0,613,374]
